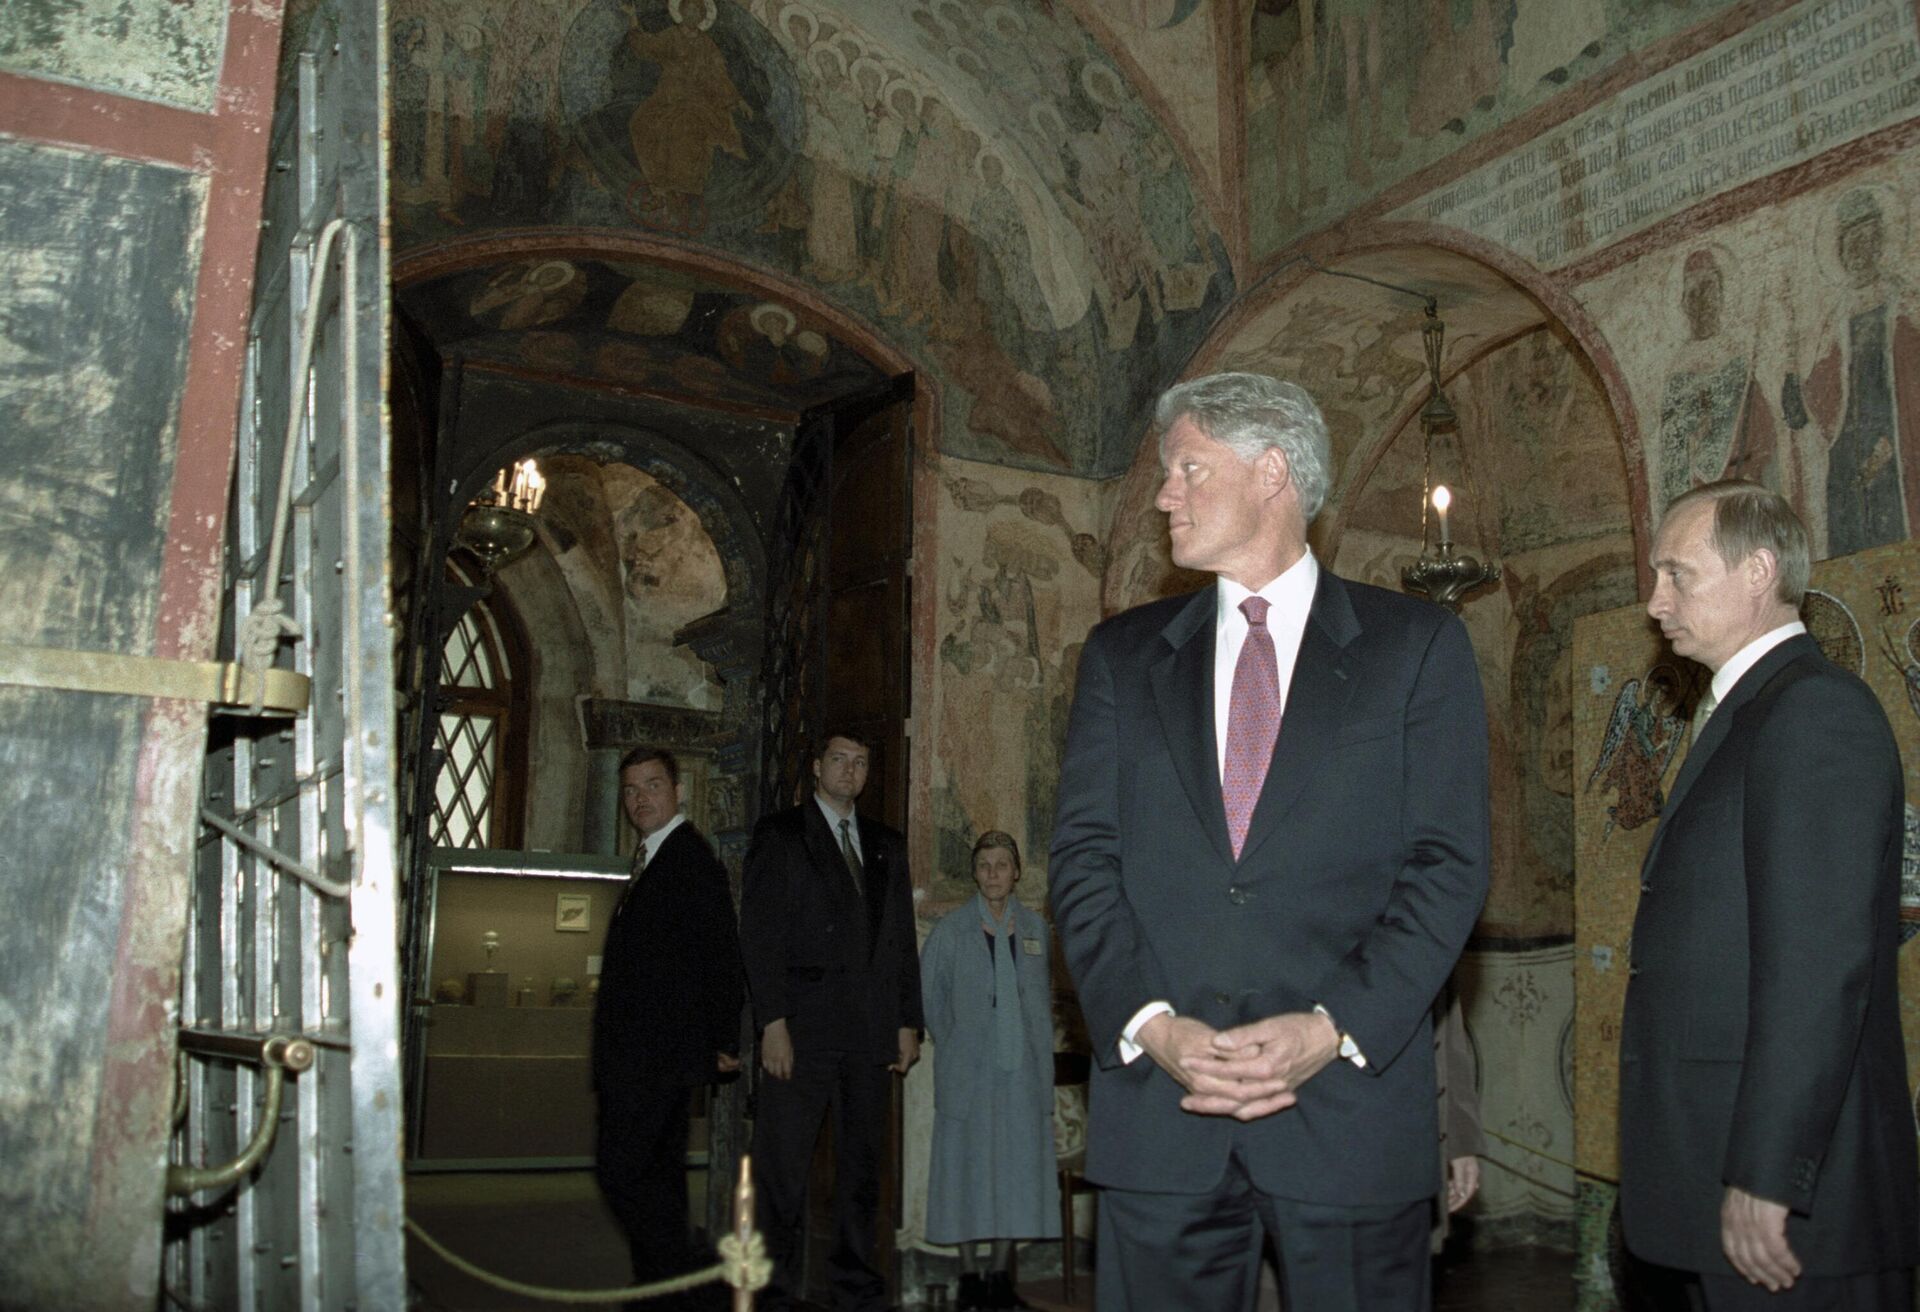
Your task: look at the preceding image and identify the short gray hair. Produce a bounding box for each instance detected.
[1663,479,1810,607]
[1154,373,1333,522]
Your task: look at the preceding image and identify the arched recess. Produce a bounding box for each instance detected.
[1101,226,1653,616]
[393,229,928,384]
[456,419,767,622]
[395,230,951,883]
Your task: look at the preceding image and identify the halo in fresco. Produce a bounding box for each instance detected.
[1800,589,1864,675]
[559,0,805,234]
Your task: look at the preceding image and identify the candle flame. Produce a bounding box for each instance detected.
[1431,484,1452,513]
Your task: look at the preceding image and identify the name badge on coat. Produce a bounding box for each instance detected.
[1021,937,1043,956]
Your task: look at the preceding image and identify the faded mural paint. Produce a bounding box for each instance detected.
[387,0,1234,476]
[926,455,1106,909]
[1246,0,1748,260]
[398,257,889,412]
[1581,150,1920,558]
[1332,324,1635,941]
[0,0,227,111]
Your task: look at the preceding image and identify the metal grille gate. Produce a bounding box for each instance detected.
[164,2,403,1306]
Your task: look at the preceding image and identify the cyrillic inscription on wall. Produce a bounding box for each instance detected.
[1400,0,1920,267]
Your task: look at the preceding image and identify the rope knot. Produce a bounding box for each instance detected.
[715,1231,773,1292]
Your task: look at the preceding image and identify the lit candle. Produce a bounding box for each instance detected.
[1432,484,1452,547]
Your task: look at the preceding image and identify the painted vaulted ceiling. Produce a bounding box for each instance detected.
[384,0,1234,477]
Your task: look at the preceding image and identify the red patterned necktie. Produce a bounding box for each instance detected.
[1223,596,1281,859]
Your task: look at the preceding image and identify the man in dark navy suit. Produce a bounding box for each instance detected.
[1050,372,1490,1311]
[740,729,923,1312]
[592,746,744,1310]
[1620,481,1917,1308]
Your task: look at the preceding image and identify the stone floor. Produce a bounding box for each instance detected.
[1002,1246,1577,1312]
[404,1170,1580,1310]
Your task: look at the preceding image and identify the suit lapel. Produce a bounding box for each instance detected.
[856,814,887,951]
[1641,636,1815,875]
[1150,588,1232,865]
[1237,572,1361,868]
[803,803,857,900]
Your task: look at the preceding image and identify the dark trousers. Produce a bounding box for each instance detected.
[595,1078,697,1296]
[751,1047,890,1312]
[1694,1269,1915,1311]
[1095,1151,1432,1312]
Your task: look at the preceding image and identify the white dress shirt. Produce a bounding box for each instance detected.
[637,811,687,869]
[1708,621,1807,713]
[815,793,862,864]
[1120,551,1320,1064]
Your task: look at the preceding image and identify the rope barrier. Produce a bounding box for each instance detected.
[404,1155,771,1306]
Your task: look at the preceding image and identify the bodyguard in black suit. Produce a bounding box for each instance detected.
[1621,481,1918,1309]
[740,730,924,1312]
[1051,373,1490,1312]
[592,747,745,1308]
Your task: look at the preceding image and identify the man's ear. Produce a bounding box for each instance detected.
[1745,547,1779,596]
[1261,447,1292,495]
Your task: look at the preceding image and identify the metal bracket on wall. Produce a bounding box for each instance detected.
[167,1029,318,1197]
[0,642,311,715]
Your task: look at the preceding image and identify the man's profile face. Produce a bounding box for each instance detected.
[813,736,871,809]
[620,760,679,837]
[1646,500,1761,672]
[1154,416,1279,586]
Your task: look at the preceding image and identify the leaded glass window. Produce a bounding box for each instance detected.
[430,602,513,849]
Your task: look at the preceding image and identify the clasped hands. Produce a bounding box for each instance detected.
[1137,1010,1340,1121]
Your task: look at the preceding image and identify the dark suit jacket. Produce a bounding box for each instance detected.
[1049,570,1489,1204]
[739,800,923,1059]
[591,821,746,1090]
[1619,634,1919,1275]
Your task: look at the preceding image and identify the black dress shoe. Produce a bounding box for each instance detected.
[984,1270,1034,1310]
[956,1272,989,1310]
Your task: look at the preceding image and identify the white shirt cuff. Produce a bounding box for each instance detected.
[1118,1001,1175,1064]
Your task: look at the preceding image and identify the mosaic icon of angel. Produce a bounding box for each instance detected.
[1586,664,1693,840]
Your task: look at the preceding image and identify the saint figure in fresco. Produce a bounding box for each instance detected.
[621,0,750,233]
[1252,0,1326,231]
[1585,664,1691,840]
[1656,248,1778,509]
[1782,187,1920,557]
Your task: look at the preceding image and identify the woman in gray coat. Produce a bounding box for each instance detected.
[922,831,1061,1311]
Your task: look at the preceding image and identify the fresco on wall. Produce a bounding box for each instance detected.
[531,456,728,710]
[1583,154,1920,554]
[1247,0,1746,259]
[928,458,1103,906]
[1070,0,1227,240]
[1573,538,1920,1309]
[389,0,1233,477]
[1392,0,1920,273]
[399,258,887,413]
[1654,245,1778,512]
[1329,324,1635,940]
[1784,185,1920,558]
